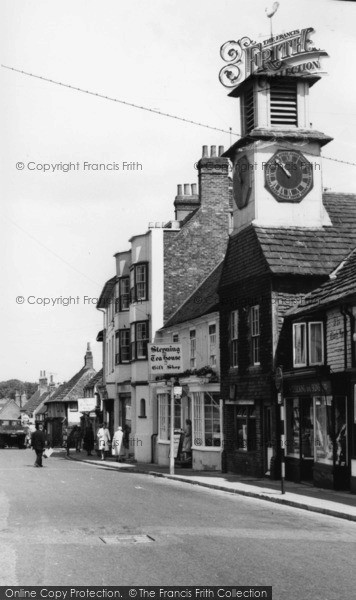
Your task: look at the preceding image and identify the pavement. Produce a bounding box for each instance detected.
[65,449,356,522]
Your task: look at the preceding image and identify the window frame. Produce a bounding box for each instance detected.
[119,276,130,311]
[130,263,148,303]
[118,329,130,363]
[208,322,217,367]
[293,322,307,368]
[130,320,149,360]
[229,310,239,368]
[308,321,324,366]
[250,305,260,366]
[236,405,256,452]
[190,329,196,369]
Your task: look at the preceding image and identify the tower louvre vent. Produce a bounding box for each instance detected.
[243,85,255,133]
[270,81,298,126]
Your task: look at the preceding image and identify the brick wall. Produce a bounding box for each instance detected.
[164,150,231,322]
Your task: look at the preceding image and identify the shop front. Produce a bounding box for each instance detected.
[283,373,349,490]
[155,378,222,471]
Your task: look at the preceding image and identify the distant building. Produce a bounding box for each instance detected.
[45,344,96,446]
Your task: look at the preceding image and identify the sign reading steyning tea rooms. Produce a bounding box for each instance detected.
[148,344,183,375]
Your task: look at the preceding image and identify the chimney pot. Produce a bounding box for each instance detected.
[210,146,217,157]
[218,146,224,156]
[177,184,183,196]
[183,183,190,195]
[202,145,208,158]
[191,183,198,195]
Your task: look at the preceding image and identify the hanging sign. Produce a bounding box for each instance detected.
[219,27,328,87]
[148,344,183,375]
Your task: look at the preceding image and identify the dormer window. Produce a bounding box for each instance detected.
[270,80,298,127]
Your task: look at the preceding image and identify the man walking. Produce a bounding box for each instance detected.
[31,424,46,468]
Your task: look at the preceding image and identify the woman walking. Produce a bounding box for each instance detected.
[97,422,111,461]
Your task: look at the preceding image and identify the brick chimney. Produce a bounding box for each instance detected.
[15,391,21,406]
[84,342,93,369]
[174,183,200,222]
[197,145,230,208]
[48,374,56,394]
[38,370,48,395]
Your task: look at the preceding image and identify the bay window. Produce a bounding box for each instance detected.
[190,329,196,369]
[119,277,130,311]
[209,323,217,367]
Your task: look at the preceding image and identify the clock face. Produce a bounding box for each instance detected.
[264,150,313,202]
[233,155,252,209]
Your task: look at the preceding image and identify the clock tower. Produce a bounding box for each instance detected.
[223,66,332,232]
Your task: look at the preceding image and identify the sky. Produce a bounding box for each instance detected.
[1,0,356,384]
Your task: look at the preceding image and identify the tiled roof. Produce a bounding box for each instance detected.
[255,193,356,275]
[220,193,356,288]
[45,366,95,404]
[84,368,103,391]
[162,262,223,328]
[20,389,50,414]
[0,399,21,420]
[287,248,356,317]
[97,276,117,309]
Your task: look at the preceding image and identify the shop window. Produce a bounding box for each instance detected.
[158,393,181,440]
[130,263,148,303]
[314,396,333,464]
[192,392,221,447]
[119,277,130,311]
[130,321,149,360]
[285,398,300,457]
[209,323,217,367]
[190,329,196,369]
[250,305,260,365]
[334,396,347,466]
[236,405,256,451]
[229,310,239,368]
[293,321,324,368]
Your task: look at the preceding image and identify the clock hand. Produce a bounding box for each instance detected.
[275,157,291,178]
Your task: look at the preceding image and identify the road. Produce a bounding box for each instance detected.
[0,449,355,599]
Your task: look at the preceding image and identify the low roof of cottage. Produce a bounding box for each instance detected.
[45,366,96,404]
[84,368,103,392]
[286,247,356,317]
[21,389,50,414]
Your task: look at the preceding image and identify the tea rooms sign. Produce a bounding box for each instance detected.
[148,344,183,375]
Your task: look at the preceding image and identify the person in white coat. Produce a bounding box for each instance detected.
[97,422,111,461]
[112,426,124,462]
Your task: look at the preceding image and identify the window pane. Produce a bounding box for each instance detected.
[309,323,323,365]
[293,324,306,366]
